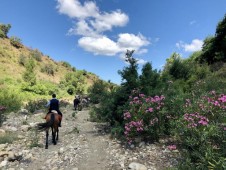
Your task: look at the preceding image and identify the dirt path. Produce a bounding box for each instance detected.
[0,105,180,170]
[27,107,111,170]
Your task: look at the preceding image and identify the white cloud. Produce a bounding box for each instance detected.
[57,0,99,18]
[78,36,120,56]
[91,10,129,32]
[176,39,203,52]
[57,0,150,63]
[117,33,150,50]
[78,33,150,57]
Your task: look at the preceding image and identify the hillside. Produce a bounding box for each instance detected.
[0,38,98,84]
[0,37,102,100]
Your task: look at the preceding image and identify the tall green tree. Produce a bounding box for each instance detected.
[118,50,139,93]
[139,62,160,96]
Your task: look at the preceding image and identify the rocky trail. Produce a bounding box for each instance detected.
[0,105,180,170]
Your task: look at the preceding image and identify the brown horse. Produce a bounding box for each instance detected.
[37,111,62,149]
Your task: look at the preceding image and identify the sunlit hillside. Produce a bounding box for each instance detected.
[0,35,106,102]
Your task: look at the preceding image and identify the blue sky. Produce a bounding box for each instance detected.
[0,0,226,84]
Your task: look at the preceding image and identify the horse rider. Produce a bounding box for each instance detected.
[46,94,62,127]
[74,95,80,110]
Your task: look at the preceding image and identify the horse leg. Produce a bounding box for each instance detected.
[51,127,54,143]
[52,127,56,145]
[45,129,49,149]
[56,127,59,141]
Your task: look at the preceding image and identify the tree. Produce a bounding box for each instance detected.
[139,62,160,96]
[199,14,226,64]
[0,24,11,38]
[118,50,139,93]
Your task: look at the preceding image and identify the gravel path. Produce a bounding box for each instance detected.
[0,105,180,170]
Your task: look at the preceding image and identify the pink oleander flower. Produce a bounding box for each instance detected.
[148,107,153,112]
[124,112,131,119]
[167,145,177,150]
[139,94,145,97]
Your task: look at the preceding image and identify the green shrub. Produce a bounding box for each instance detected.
[25,99,48,113]
[18,54,27,66]
[175,91,226,169]
[0,24,11,38]
[41,64,55,76]
[61,61,71,68]
[10,36,23,48]
[30,49,42,62]
[0,88,22,113]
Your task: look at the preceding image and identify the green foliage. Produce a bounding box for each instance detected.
[10,36,23,48]
[67,85,75,95]
[198,14,226,64]
[88,79,108,104]
[139,62,161,96]
[0,88,22,113]
[0,23,11,38]
[174,91,226,169]
[63,71,86,95]
[30,49,42,62]
[41,64,55,76]
[61,61,72,68]
[25,99,48,113]
[18,54,27,66]
[118,50,139,92]
[22,58,36,86]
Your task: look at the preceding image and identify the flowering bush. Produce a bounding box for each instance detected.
[176,91,226,169]
[123,91,166,143]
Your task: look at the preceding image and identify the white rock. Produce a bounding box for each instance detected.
[0,160,8,167]
[128,162,147,170]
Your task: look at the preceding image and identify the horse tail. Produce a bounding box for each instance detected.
[37,113,55,130]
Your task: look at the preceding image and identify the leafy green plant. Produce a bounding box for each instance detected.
[0,88,22,113]
[25,99,48,113]
[30,49,42,62]
[10,36,23,48]
[41,64,55,76]
[18,54,27,66]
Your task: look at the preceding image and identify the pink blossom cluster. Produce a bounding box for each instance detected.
[123,111,131,120]
[184,112,209,128]
[146,107,154,112]
[205,93,226,109]
[218,95,226,103]
[167,144,177,150]
[124,120,144,142]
